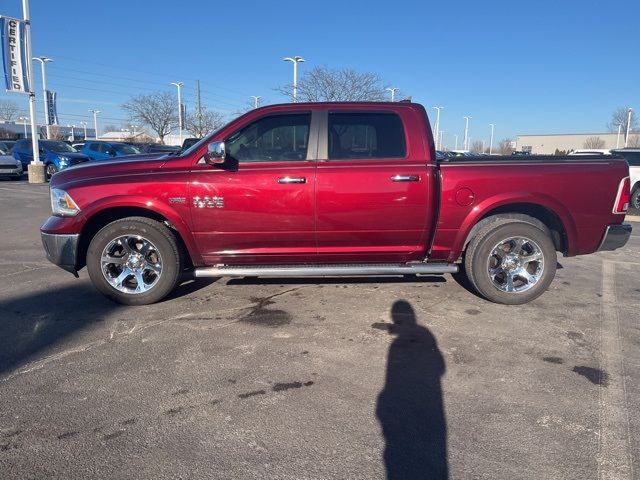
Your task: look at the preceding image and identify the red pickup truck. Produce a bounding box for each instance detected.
[41,102,632,305]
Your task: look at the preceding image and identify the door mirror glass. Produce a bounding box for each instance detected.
[205,141,226,164]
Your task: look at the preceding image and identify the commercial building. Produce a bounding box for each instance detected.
[516,132,639,154]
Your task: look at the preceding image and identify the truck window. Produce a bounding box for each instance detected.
[226,113,310,162]
[328,112,406,160]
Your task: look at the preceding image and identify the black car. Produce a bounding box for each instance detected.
[136,143,180,155]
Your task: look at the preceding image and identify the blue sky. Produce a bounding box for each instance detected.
[1,0,638,147]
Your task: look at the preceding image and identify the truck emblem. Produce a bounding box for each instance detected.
[168,197,186,204]
[193,196,224,209]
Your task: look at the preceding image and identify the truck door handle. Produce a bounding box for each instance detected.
[391,175,420,182]
[278,176,306,184]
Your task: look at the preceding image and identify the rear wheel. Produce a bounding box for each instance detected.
[86,217,182,305]
[464,219,557,305]
[631,187,640,210]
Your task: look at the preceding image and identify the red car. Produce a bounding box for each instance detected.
[41,102,632,305]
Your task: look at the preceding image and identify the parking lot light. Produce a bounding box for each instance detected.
[489,123,495,155]
[463,116,472,150]
[433,107,443,149]
[171,82,184,144]
[283,56,305,103]
[80,121,87,140]
[89,110,100,139]
[32,56,52,139]
[625,108,633,148]
[386,88,399,102]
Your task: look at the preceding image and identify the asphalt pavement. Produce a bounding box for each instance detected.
[0,180,639,479]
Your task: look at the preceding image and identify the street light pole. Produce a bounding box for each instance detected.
[19,116,28,138]
[171,82,184,144]
[283,56,305,103]
[251,96,261,109]
[454,134,458,150]
[432,106,443,150]
[489,123,495,155]
[616,124,622,149]
[89,110,100,139]
[22,0,42,178]
[625,108,633,148]
[67,124,75,142]
[33,56,52,139]
[386,87,399,102]
[80,121,87,140]
[439,130,444,151]
[463,116,472,150]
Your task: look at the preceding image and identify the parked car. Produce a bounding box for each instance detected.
[136,143,180,155]
[80,141,141,161]
[179,137,201,154]
[0,140,16,155]
[41,102,631,306]
[611,149,640,209]
[13,139,90,179]
[0,154,23,179]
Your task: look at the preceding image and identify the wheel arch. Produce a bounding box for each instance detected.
[76,204,200,271]
[456,201,574,261]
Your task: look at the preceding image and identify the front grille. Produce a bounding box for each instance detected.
[0,165,17,171]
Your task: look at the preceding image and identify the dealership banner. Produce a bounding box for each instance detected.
[46,90,58,124]
[0,16,30,93]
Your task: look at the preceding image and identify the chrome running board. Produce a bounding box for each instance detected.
[194,263,458,278]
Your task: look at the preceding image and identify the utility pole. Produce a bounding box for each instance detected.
[489,123,495,155]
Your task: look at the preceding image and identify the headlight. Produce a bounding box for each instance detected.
[15,159,22,168]
[58,156,70,167]
[50,188,80,216]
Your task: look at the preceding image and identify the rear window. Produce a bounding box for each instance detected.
[328,112,406,160]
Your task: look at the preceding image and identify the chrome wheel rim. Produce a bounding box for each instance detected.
[46,165,56,177]
[633,192,640,210]
[487,236,544,293]
[100,235,163,294]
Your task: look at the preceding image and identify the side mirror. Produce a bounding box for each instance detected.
[205,141,226,165]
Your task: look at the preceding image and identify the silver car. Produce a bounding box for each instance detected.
[0,154,24,179]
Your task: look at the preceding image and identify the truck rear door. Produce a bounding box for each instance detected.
[315,107,433,263]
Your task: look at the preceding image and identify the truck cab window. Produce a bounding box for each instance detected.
[226,113,311,162]
[328,112,406,160]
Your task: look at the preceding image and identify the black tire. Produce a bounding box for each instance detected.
[86,217,182,305]
[631,187,640,210]
[45,163,57,180]
[464,219,557,305]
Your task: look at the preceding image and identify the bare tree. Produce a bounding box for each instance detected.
[0,99,19,122]
[48,125,66,141]
[627,134,640,148]
[497,138,514,155]
[608,107,638,138]
[276,66,392,102]
[583,136,605,149]
[103,124,119,133]
[470,140,484,153]
[122,92,177,144]
[185,108,226,138]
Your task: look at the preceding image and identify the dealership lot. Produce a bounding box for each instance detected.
[0,181,639,479]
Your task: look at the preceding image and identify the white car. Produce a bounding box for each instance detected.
[568,149,612,155]
[612,149,640,210]
[0,155,23,180]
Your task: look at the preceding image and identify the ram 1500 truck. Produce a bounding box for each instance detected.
[41,102,632,305]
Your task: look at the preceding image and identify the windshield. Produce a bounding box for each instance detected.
[113,144,140,155]
[42,141,78,153]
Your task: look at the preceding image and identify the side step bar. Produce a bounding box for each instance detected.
[194,263,458,278]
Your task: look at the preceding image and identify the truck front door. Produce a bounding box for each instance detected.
[190,112,317,265]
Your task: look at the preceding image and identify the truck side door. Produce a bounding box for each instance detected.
[315,108,432,263]
[190,111,318,265]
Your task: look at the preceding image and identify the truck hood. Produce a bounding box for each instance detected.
[50,155,170,189]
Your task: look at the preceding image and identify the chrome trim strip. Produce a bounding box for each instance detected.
[194,263,458,278]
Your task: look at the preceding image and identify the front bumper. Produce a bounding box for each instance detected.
[0,165,23,177]
[597,223,632,252]
[41,232,80,277]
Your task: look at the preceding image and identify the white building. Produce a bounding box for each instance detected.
[516,132,639,154]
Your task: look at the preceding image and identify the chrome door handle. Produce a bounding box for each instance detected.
[278,176,306,184]
[391,175,420,182]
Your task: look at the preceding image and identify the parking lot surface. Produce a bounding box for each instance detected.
[1,180,639,479]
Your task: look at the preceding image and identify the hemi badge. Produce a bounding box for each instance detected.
[168,197,187,204]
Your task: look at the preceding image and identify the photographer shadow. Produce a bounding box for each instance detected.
[376,300,448,479]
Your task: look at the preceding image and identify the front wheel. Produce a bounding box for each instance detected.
[45,163,57,180]
[86,217,182,305]
[464,220,557,305]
